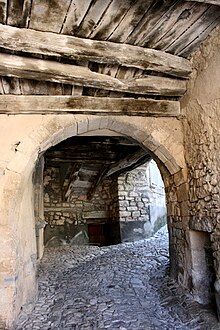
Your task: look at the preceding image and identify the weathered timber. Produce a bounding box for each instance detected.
[87,167,108,200]
[0,0,7,24]
[126,0,175,46]
[61,0,92,35]
[0,53,186,96]
[171,6,220,56]
[153,3,209,51]
[185,0,220,5]
[63,163,81,200]
[29,0,72,33]
[7,0,31,27]
[108,0,155,43]
[82,211,108,219]
[106,149,150,177]
[89,0,135,40]
[145,2,208,49]
[75,0,113,38]
[136,1,196,48]
[0,95,180,117]
[178,17,220,57]
[46,159,115,165]
[0,23,192,78]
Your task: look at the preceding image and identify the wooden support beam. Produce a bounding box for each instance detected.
[106,149,151,177]
[63,163,81,200]
[0,23,192,78]
[0,53,186,97]
[0,95,180,117]
[185,0,220,6]
[87,167,108,200]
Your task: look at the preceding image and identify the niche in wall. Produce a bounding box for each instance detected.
[190,230,216,305]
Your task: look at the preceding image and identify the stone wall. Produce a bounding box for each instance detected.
[43,160,167,245]
[181,26,220,305]
[43,166,112,245]
[118,160,166,242]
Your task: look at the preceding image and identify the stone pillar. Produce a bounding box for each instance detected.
[34,156,46,259]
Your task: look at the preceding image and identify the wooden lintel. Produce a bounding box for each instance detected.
[0,23,191,78]
[185,0,220,6]
[106,149,150,177]
[0,53,186,97]
[0,95,180,117]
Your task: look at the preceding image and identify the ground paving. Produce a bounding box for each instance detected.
[15,227,219,330]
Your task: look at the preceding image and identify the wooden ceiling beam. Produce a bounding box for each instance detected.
[0,53,186,97]
[0,23,191,78]
[63,163,81,201]
[185,0,220,6]
[106,149,151,178]
[87,166,109,201]
[0,95,180,117]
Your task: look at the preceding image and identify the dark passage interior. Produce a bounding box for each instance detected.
[42,135,167,247]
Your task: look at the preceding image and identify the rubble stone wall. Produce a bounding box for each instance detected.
[118,161,167,242]
[181,26,220,302]
[43,166,112,244]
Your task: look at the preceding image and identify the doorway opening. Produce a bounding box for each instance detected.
[37,135,167,249]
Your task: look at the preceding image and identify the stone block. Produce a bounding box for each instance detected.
[127,206,138,211]
[143,135,160,152]
[177,183,189,202]
[120,211,131,217]
[132,211,140,217]
[77,117,88,135]
[164,159,180,175]
[87,117,101,132]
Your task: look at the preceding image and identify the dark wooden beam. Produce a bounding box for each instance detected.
[106,149,150,177]
[62,163,81,201]
[87,166,109,200]
[0,95,180,116]
[185,0,220,6]
[0,53,186,97]
[0,23,192,78]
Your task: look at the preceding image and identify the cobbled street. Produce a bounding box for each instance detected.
[15,227,219,330]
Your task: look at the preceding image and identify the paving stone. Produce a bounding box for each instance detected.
[15,226,219,330]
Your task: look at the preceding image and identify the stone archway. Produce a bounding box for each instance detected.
[0,114,189,328]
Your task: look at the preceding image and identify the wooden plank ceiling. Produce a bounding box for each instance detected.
[3,0,217,199]
[0,0,219,116]
[45,136,151,201]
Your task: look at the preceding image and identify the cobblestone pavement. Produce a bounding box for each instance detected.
[15,227,219,330]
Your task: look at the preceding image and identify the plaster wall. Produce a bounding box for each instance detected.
[0,114,187,328]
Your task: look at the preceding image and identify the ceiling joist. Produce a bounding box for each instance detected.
[0,23,191,79]
[185,0,220,6]
[106,149,150,178]
[0,53,186,97]
[0,95,180,117]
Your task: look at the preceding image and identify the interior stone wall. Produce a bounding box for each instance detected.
[118,161,167,242]
[0,115,186,328]
[43,166,112,245]
[181,26,220,304]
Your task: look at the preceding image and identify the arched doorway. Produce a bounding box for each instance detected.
[36,134,168,250]
[0,115,189,328]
